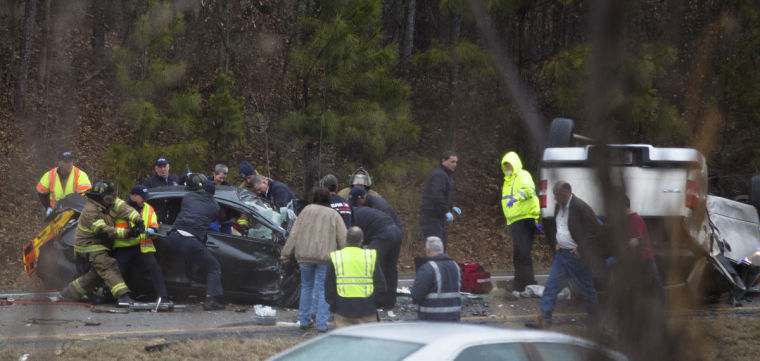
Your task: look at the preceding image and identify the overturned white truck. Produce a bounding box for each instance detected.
[538,118,760,301]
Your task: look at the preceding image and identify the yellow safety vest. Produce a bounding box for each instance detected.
[330,247,376,298]
[36,166,91,207]
[114,202,159,253]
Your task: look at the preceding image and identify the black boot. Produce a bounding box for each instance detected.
[117,293,135,305]
[203,295,225,311]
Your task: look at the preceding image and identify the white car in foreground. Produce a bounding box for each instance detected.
[267,322,627,361]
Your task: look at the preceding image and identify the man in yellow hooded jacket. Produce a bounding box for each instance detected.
[501,151,541,293]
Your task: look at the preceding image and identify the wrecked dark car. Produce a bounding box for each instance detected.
[23,186,300,307]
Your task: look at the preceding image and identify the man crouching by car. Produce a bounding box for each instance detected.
[60,181,144,305]
[165,174,225,310]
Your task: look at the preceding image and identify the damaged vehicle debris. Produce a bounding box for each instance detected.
[23,186,301,308]
[539,118,760,302]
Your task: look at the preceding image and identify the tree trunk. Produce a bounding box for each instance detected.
[446,10,461,147]
[92,0,105,61]
[14,0,37,118]
[399,0,416,78]
[38,0,52,83]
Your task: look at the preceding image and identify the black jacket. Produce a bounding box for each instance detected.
[325,249,386,317]
[144,174,180,188]
[352,206,398,242]
[411,253,461,321]
[330,194,353,229]
[552,195,605,278]
[419,164,453,219]
[263,180,296,210]
[171,191,220,240]
[366,194,403,230]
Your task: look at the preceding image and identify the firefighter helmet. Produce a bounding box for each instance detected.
[349,167,372,187]
[185,173,206,191]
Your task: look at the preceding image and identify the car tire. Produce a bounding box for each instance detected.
[750,175,760,214]
[547,117,574,147]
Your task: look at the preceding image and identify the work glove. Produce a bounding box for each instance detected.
[605,256,617,268]
[506,198,517,207]
[145,227,156,236]
[127,227,142,238]
[445,212,454,222]
[535,222,544,234]
[452,206,461,216]
[45,207,54,217]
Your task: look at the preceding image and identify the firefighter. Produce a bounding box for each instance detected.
[112,185,167,300]
[336,167,381,199]
[60,181,144,304]
[36,150,91,218]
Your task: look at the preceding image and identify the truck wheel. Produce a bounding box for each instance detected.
[547,118,574,147]
[750,175,760,214]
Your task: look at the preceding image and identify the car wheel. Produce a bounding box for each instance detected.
[547,117,574,147]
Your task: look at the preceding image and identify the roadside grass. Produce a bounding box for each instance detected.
[0,337,302,361]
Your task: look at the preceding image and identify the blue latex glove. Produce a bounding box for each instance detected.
[145,227,156,236]
[605,256,616,268]
[506,198,517,207]
[535,222,544,234]
[445,212,454,222]
[45,207,54,217]
[452,206,461,216]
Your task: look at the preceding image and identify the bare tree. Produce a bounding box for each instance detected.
[38,0,53,83]
[14,0,37,118]
[399,0,416,78]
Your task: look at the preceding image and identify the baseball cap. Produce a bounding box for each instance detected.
[155,157,169,166]
[320,174,338,187]
[202,181,216,195]
[348,187,367,205]
[58,151,73,161]
[130,184,151,200]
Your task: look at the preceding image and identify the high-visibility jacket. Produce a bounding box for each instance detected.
[74,198,141,254]
[501,152,540,225]
[330,247,377,298]
[114,201,159,253]
[36,166,91,208]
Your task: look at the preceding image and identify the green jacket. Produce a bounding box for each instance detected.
[501,152,540,225]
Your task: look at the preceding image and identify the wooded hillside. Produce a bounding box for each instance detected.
[1,0,758,287]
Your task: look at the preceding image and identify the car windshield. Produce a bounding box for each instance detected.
[237,189,285,226]
[270,335,423,361]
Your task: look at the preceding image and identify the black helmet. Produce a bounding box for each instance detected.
[87,181,116,205]
[186,173,206,191]
[87,181,116,197]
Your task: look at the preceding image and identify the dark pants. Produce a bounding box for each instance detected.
[419,216,446,248]
[113,246,168,298]
[368,226,402,308]
[166,232,223,297]
[510,218,537,291]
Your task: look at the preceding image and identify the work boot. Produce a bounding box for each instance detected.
[117,293,136,306]
[525,316,551,330]
[202,295,226,311]
[59,285,81,302]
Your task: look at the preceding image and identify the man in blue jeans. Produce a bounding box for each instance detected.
[536,181,603,329]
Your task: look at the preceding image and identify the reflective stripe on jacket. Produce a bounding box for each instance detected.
[500,152,540,225]
[36,166,91,207]
[114,202,159,253]
[412,253,462,321]
[74,198,141,254]
[330,247,377,298]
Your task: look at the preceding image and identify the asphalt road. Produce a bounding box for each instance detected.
[1,274,758,345]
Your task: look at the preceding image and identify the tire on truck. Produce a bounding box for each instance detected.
[547,118,574,147]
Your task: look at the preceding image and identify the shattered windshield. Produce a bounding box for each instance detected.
[237,189,285,227]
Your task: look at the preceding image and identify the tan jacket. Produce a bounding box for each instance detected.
[74,198,142,254]
[281,204,347,264]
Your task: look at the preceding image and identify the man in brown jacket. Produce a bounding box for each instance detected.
[60,181,143,304]
[281,187,347,332]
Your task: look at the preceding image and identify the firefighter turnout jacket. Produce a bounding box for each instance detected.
[113,200,159,253]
